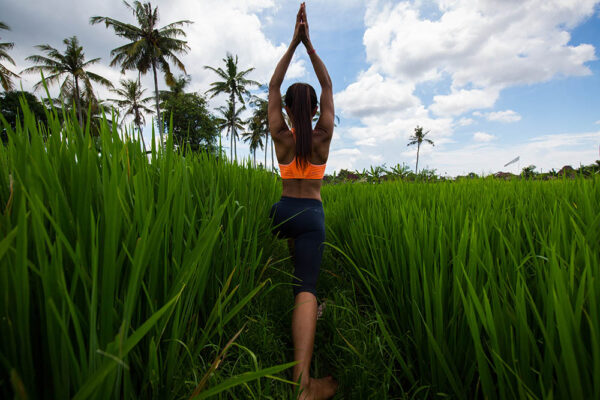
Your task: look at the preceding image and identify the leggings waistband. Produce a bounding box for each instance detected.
[279,196,323,207]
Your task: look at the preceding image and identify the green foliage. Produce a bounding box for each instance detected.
[204,53,259,161]
[0,22,19,91]
[0,103,292,399]
[324,178,600,399]
[90,1,193,139]
[0,91,46,137]
[22,36,113,125]
[161,91,219,154]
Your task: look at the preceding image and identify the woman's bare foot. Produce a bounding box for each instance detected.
[298,376,339,400]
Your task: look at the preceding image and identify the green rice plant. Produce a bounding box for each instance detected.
[0,96,295,399]
[323,178,600,399]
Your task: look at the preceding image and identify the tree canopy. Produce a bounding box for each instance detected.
[161,91,219,154]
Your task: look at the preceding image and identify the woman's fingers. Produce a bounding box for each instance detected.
[297,4,303,22]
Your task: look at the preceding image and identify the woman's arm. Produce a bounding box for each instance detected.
[300,4,334,139]
[268,6,304,139]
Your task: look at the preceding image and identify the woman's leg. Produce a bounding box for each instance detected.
[292,291,317,387]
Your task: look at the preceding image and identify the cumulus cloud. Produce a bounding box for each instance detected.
[474,110,522,123]
[363,0,596,90]
[335,68,420,119]
[335,0,597,160]
[430,87,500,116]
[457,117,475,127]
[473,132,496,142]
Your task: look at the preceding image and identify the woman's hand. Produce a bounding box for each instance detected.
[291,3,311,48]
[291,4,304,47]
[299,3,311,47]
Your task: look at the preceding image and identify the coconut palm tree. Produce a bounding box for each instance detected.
[243,114,265,168]
[0,22,19,91]
[159,74,190,100]
[407,125,434,174]
[214,100,245,162]
[22,36,112,125]
[90,1,192,145]
[204,54,258,162]
[108,78,153,152]
[248,95,269,169]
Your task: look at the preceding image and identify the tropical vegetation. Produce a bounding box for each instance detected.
[90,0,192,144]
[407,125,434,174]
[205,53,259,161]
[1,103,599,399]
[0,22,19,91]
[21,36,113,125]
[109,78,154,152]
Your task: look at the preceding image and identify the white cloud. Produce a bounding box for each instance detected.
[457,117,475,127]
[327,148,363,171]
[475,110,522,123]
[430,87,500,116]
[595,120,600,124]
[334,68,420,119]
[473,132,496,142]
[363,0,596,90]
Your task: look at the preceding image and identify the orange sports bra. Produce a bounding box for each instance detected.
[278,128,327,180]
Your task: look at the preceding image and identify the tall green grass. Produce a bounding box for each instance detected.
[323,179,600,399]
[0,100,295,399]
[2,98,599,399]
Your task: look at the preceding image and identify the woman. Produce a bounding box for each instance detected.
[268,3,338,399]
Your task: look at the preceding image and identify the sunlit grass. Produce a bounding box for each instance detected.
[1,98,599,399]
[0,99,295,399]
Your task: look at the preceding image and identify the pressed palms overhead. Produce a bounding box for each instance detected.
[205,54,259,162]
[90,1,192,145]
[0,22,19,91]
[21,36,112,124]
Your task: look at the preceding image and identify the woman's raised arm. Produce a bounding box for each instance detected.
[268,6,304,138]
[299,4,334,139]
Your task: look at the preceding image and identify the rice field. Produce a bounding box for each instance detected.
[0,104,599,399]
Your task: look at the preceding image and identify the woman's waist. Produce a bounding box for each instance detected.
[281,180,323,203]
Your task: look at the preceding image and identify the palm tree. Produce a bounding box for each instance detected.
[159,74,190,100]
[243,113,265,168]
[407,125,434,174]
[214,100,245,161]
[248,95,269,169]
[22,36,112,125]
[204,54,259,162]
[108,78,153,152]
[0,22,19,91]
[90,1,192,145]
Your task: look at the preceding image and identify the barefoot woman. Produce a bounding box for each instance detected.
[268,3,338,399]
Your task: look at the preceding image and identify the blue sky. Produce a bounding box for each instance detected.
[3,0,600,175]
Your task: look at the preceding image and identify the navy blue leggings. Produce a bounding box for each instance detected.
[269,196,325,297]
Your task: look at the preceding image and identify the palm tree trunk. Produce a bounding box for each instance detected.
[151,60,163,146]
[74,75,83,126]
[253,149,256,167]
[134,107,147,153]
[264,133,268,169]
[219,131,222,160]
[271,139,274,171]
[137,123,147,153]
[415,142,421,174]
[230,92,236,163]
